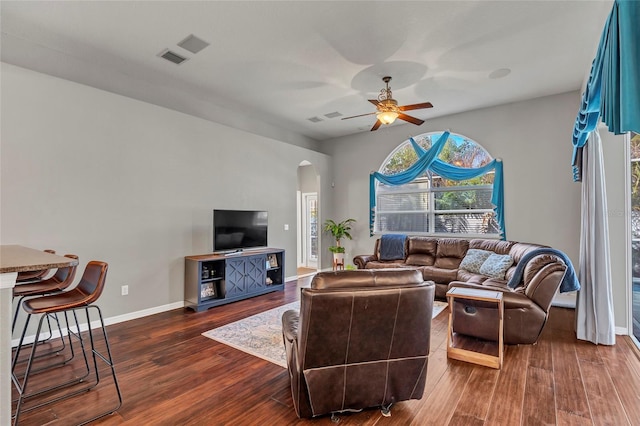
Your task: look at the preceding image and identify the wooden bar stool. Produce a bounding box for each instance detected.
[12,255,81,377]
[12,261,123,425]
[12,254,79,333]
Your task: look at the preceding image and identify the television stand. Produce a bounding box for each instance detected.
[184,248,285,312]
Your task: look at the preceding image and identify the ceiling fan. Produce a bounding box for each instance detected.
[341,76,433,131]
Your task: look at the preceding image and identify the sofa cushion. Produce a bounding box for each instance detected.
[407,237,438,254]
[509,242,549,263]
[479,253,514,279]
[459,249,493,274]
[434,238,469,269]
[456,269,489,284]
[311,269,423,290]
[365,261,408,269]
[469,239,515,255]
[480,278,511,291]
[422,266,459,284]
[405,254,435,266]
[504,267,517,283]
[406,237,437,266]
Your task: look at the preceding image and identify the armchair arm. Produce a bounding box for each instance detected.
[504,253,567,312]
[353,254,377,269]
[282,308,314,418]
[523,260,567,312]
[282,309,299,344]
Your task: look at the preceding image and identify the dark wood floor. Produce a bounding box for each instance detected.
[13,276,640,425]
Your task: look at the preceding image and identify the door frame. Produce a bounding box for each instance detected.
[301,192,318,269]
[626,131,640,348]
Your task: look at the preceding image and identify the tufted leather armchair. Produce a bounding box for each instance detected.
[281,269,435,418]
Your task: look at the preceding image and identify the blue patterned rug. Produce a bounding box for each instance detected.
[202,300,447,368]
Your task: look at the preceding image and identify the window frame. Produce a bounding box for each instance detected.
[374,132,499,239]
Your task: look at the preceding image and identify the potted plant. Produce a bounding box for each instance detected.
[323,218,356,268]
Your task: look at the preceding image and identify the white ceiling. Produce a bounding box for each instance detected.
[0,1,612,144]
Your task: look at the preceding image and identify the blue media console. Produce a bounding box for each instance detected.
[184,248,285,312]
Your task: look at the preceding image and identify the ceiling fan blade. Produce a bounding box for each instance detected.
[341,112,377,120]
[368,99,380,106]
[399,102,433,111]
[398,113,425,126]
[371,120,382,131]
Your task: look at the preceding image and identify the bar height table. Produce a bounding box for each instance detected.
[0,245,79,425]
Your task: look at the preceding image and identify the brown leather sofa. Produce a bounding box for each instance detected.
[354,237,569,344]
[281,269,435,419]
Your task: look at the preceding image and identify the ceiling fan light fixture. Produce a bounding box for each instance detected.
[341,76,432,130]
[377,110,398,125]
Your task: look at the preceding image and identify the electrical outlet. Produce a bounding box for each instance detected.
[121,285,129,296]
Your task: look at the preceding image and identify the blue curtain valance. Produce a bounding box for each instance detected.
[372,132,449,187]
[572,0,640,181]
[369,131,506,239]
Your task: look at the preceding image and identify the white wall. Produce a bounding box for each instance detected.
[1,63,332,329]
[298,165,317,194]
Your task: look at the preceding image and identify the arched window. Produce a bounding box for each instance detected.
[375,131,500,237]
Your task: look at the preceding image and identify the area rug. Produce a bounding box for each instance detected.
[202,300,448,368]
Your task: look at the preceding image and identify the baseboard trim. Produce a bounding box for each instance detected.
[103,301,185,326]
[12,301,185,347]
[551,300,577,308]
[616,326,629,335]
[551,292,576,308]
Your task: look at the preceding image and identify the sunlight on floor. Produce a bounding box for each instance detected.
[296,267,316,278]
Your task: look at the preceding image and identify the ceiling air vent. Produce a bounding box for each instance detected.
[177,34,210,54]
[159,49,188,65]
[324,111,342,119]
[307,116,323,123]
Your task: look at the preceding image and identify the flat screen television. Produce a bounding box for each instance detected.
[213,209,268,252]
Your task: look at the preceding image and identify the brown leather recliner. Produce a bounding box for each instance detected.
[281,269,435,419]
[448,248,568,344]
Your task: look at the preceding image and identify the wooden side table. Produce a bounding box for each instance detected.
[446,287,504,369]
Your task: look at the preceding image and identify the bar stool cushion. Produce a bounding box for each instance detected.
[14,254,79,297]
[23,261,106,315]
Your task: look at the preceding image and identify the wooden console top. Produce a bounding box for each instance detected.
[185,248,282,262]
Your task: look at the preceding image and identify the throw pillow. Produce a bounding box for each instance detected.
[458,249,493,274]
[479,253,514,279]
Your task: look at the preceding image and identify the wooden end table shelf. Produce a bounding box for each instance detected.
[446,287,504,369]
[332,258,344,271]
